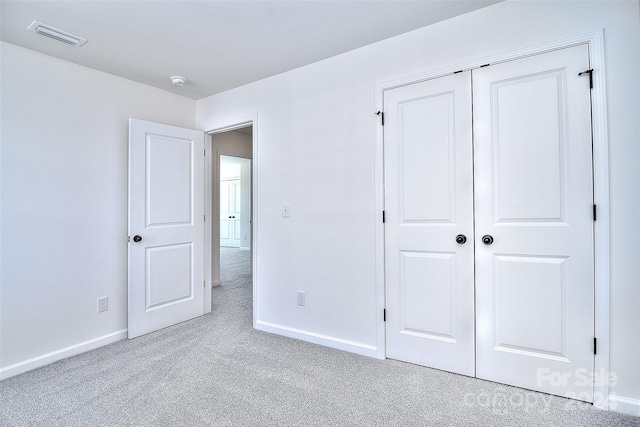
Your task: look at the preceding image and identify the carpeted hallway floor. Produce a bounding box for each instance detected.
[0,247,638,426]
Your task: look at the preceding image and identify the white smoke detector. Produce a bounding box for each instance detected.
[170,76,187,86]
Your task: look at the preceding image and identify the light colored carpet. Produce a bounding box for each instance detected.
[1,247,638,426]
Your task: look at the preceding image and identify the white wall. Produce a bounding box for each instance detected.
[197,1,640,415]
[0,42,196,377]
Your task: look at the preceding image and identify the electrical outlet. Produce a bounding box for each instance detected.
[297,291,305,306]
[97,296,108,313]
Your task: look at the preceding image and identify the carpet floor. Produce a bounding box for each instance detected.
[1,247,638,426]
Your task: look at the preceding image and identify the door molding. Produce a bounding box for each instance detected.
[204,114,258,326]
[374,29,610,410]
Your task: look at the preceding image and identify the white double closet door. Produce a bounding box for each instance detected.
[220,179,241,247]
[384,45,595,401]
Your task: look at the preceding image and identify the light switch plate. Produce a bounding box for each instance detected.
[282,203,290,218]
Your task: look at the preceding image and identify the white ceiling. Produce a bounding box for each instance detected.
[1,0,501,100]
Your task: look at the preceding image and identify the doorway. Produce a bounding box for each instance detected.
[210,126,254,290]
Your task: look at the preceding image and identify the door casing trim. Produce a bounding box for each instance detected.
[374,29,610,410]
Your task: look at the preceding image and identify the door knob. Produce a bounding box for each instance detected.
[133,235,142,243]
[482,235,494,245]
[455,234,467,244]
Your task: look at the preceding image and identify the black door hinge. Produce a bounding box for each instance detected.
[579,69,594,89]
[594,337,597,355]
[376,111,384,126]
[383,309,386,322]
[382,210,386,223]
[593,204,597,221]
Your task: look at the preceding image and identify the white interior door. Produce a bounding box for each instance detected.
[128,119,205,339]
[473,44,594,401]
[384,44,594,400]
[220,179,241,247]
[384,72,476,376]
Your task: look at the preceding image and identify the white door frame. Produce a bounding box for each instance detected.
[374,30,611,410]
[204,115,259,327]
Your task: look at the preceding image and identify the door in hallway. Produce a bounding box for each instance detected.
[220,179,241,247]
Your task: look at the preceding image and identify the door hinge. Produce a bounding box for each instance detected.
[203,280,206,289]
[204,148,206,156]
[593,204,597,221]
[594,337,597,355]
[376,111,384,126]
[382,210,386,223]
[204,214,206,222]
[383,309,386,322]
[579,69,594,89]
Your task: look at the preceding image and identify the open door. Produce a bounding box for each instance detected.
[128,119,205,339]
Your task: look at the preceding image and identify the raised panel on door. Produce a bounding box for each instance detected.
[473,45,594,401]
[128,119,205,339]
[384,72,475,376]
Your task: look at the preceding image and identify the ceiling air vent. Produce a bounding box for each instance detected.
[27,21,87,47]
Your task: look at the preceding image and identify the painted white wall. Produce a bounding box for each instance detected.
[197,1,640,414]
[0,42,196,377]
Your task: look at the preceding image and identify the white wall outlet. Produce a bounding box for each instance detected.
[97,296,108,313]
[296,291,305,306]
[282,203,290,218]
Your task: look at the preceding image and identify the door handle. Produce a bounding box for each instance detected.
[455,234,467,244]
[482,235,494,245]
[133,235,142,243]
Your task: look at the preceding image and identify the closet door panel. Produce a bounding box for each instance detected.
[473,44,595,401]
[384,72,475,376]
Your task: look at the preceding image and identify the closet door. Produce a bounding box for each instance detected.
[473,45,595,401]
[220,179,242,247]
[384,72,475,376]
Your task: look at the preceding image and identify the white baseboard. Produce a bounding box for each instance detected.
[255,320,378,358]
[0,329,127,380]
[609,395,640,417]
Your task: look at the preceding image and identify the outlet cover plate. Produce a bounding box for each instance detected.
[97,296,108,313]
